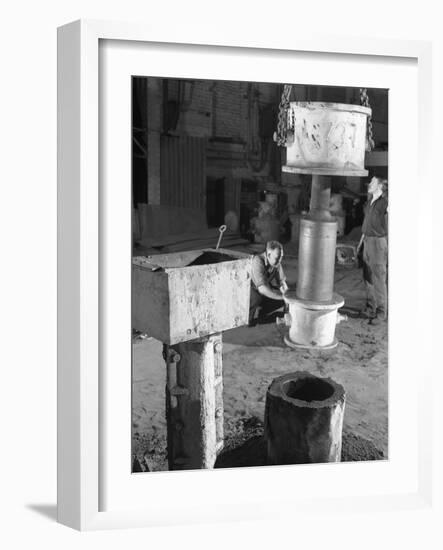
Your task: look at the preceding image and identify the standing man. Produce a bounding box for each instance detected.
[249,240,288,326]
[357,176,388,325]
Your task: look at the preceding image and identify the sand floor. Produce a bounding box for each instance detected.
[132,257,388,471]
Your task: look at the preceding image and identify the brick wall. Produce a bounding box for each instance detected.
[172,79,252,142]
[171,79,280,144]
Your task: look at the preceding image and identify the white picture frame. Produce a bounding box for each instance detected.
[57,19,433,531]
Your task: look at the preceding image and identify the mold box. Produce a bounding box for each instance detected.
[132,248,252,344]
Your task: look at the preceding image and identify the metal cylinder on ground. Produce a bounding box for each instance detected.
[265,371,346,464]
[283,291,344,349]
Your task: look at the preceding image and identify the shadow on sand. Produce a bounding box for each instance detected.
[215,431,384,469]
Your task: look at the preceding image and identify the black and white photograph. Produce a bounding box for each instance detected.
[130,77,389,472]
[3,0,439,541]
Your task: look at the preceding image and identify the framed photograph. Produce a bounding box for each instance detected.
[57,19,433,530]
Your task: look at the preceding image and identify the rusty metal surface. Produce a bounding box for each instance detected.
[283,102,370,177]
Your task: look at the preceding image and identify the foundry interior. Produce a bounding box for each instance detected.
[131,77,389,472]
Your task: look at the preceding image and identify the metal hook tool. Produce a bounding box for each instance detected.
[216,225,227,250]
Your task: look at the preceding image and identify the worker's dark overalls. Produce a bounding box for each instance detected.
[249,256,285,323]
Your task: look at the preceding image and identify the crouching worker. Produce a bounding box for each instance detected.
[249,240,288,326]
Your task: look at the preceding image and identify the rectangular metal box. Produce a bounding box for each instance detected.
[132,248,252,344]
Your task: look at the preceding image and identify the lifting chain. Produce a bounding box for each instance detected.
[274,84,293,147]
[359,88,375,152]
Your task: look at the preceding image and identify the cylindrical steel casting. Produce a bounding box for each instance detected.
[265,371,346,465]
[283,102,370,176]
[165,334,223,470]
[289,213,301,253]
[296,217,337,302]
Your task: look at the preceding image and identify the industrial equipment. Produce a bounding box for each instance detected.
[278,100,371,349]
[132,248,251,469]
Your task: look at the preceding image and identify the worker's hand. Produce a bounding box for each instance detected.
[280,281,289,295]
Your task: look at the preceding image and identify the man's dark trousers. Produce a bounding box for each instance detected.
[362,236,388,318]
[249,287,284,323]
